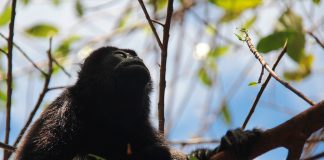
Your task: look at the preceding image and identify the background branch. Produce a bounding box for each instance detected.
[9,38,54,158]
[4,0,17,159]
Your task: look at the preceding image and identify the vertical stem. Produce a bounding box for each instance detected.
[158,0,174,134]
[4,0,18,159]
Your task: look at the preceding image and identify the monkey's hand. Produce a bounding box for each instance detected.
[187,128,261,160]
[217,128,262,160]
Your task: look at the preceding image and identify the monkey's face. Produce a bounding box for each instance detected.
[78,46,151,94]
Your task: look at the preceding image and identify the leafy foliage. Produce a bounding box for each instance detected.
[0,6,11,27]
[75,0,84,17]
[221,102,232,125]
[25,24,59,38]
[198,67,213,87]
[209,0,262,22]
[248,81,258,87]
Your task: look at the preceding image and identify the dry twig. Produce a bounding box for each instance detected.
[242,40,288,129]
[10,38,54,157]
[241,31,316,106]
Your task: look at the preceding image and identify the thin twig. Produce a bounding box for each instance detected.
[242,31,316,106]
[151,19,164,26]
[242,40,288,129]
[257,66,264,83]
[0,142,16,152]
[47,85,69,91]
[52,58,71,77]
[137,0,163,49]
[4,0,17,159]
[0,33,46,75]
[307,31,324,49]
[0,48,7,54]
[11,38,54,155]
[169,139,220,146]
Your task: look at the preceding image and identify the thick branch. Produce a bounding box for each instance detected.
[211,101,324,160]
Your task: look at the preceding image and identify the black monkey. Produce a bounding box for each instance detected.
[15,46,172,160]
[15,46,260,160]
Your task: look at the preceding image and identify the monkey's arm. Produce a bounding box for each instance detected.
[15,97,81,160]
[188,128,261,160]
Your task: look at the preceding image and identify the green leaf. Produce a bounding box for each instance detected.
[118,8,132,28]
[209,0,262,12]
[0,90,6,102]
[198,68,212,87]
[283,70,310,81]
[257,31,289,53]
[0,6,11,27]
[313,0,321,5]
[208,46,229,59]
[75,0,84,17]
[221,103,231,125]
[234,33,245,41]
[52,0,61,6]
[25,24,58,38]
[188,156,199,160]
[55,35,81,57]
[277,10,303,32]
[205,25,217,35]
[283,54,313,81]
[248,81,258,86]
[220,11,241,22]
[149,0,168,11]
[242,15,257,29]
[21,0,30,5]
[287,32,305,63]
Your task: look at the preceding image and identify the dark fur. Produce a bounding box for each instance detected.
[15,46,172,160]
[15,46,260,160]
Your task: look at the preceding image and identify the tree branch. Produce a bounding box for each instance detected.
[307,31,324,49]
[137,0,163,49]
[0,33,46,75]
[157,0,174,134]
[0,142,15,152]
[211,100,324,160]
[242,31,316,106]
[4,0,17,159]
[9,38,54,157]
[242,40,288,129]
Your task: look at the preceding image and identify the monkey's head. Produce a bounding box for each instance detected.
[76,46,152,96]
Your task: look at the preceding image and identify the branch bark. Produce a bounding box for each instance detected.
[138,0,174,134]
[242,41,287,129]
[8,38,54,158]
[211,100,324,160]
[4,0,17,159]
[242,31,316,106]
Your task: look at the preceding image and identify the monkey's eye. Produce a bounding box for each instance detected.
[113,50,128,58]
